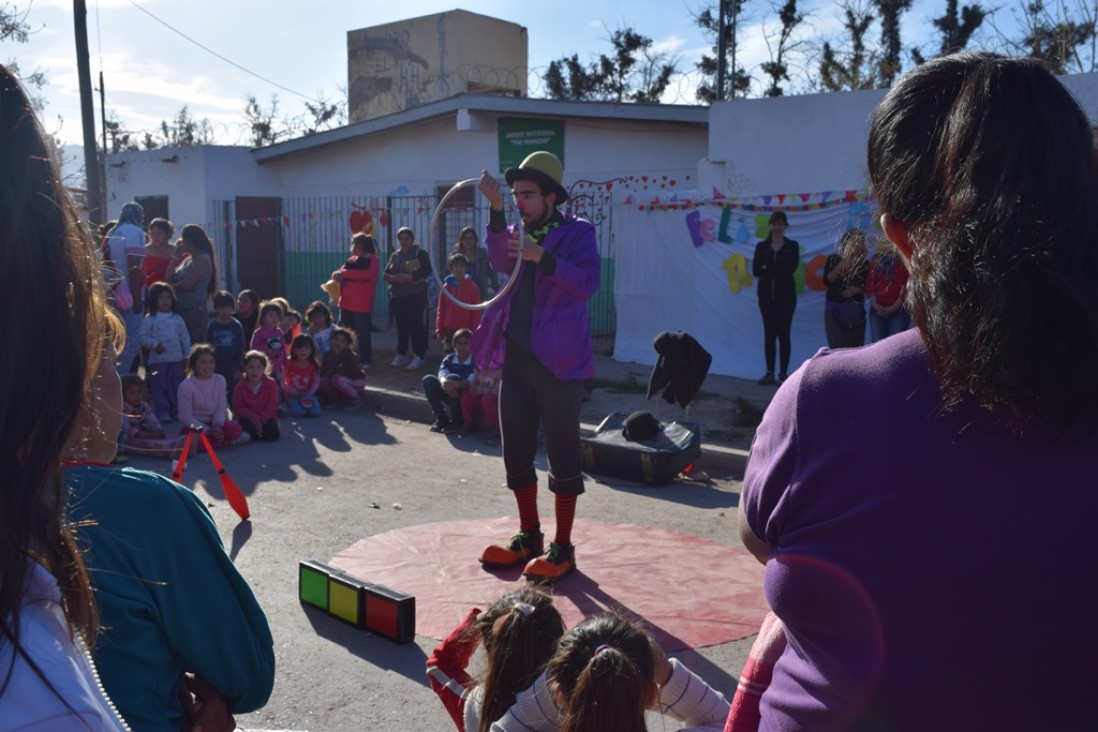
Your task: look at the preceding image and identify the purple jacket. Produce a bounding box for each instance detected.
[470,213,599,380]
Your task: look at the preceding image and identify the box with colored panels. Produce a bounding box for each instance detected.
[298,560,416,644]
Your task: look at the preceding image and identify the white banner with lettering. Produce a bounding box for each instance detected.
[611,192,877,380]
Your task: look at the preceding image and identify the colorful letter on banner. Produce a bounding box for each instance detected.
[721,253,752,293]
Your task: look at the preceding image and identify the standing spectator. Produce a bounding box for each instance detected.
[207,290,246,400]
[823,228,869,349]
[105,200,146,374]
[235,289,260,345]
[170,224,218,346]
[865,239,911,342]
[384,226,431,370]
[143,217,176,287]
[332,233,379,367]
[454,226,499,297]
[473,151,599,583]
[752,210,800,385]
[139,281,191,423]
[436,252,482,353]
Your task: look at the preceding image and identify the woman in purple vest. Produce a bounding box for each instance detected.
[736,53,1098,731]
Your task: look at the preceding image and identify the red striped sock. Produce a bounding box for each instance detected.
[515,486,539,532]
[554,494,577,546]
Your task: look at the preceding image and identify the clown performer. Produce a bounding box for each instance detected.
[474,151,599,583]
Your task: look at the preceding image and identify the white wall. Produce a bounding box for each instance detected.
[105,146,281,229]
[702,70,1098,198]
[258,115,707,200]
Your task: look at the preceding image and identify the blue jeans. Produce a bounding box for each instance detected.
[869,308,911,343]
[287,395,321,417]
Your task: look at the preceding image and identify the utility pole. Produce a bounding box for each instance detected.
[716,0,727,101]
[74,0,104,226]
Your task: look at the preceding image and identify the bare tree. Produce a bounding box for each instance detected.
[911,0,987,64]
[157,105,214,147]
[244,93,286,147]
[875,0,914,85]
[818,1,881,91]
[760,0,806,96]
[543,26,678,102]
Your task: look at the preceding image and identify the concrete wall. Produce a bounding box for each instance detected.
[347,10,527,123]
[701,70,1098,198]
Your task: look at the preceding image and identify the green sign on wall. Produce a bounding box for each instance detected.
[498,118,564,172]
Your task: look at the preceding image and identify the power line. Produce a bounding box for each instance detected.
[125,0,318,102]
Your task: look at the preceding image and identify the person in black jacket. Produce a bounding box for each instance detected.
[752,210,800,385]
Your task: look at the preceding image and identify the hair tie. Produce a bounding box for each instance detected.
[594,644,613,655]
[512,602,535,616]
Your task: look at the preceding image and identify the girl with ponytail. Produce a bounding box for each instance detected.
[427,587,565,732]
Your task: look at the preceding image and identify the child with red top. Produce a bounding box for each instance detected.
[283,334,321,418]
[864,240,911,342]
[332,233,379,366]
[319,326,366,409]
[436,252,482,353]
[249,301,286,382]
[231,351,280,442]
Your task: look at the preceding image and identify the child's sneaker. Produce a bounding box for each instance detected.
[480,529,544,568]
[390,354,409,367]
[232,432,252,446]
[406,356,426,370]
[523,542,576,584]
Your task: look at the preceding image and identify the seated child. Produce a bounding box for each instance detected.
[249,301,286,383]
[118,374,185,458]
[422,328,476,434]
[305,300,334,359]
[231,351,281,442]
[319,326,366,409]
[426,587,565,732]
[177,344,249,449]
[503,610,730,731]
[460,366,499,437]
[207,290,245,400]
[283,334,322,418]
[435,252,481,353]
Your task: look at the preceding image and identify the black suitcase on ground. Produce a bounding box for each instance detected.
[581,412,701,486]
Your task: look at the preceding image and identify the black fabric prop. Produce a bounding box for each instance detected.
[646,331,713,408]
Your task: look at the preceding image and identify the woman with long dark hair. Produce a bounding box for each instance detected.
[752,210,800,384]
[0,63,127,727]
[170,223,219,346]
[738,53,1098,730]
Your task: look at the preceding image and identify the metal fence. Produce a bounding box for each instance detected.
[211,188,619,344]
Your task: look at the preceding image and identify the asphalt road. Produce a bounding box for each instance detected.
[122,408,754,731]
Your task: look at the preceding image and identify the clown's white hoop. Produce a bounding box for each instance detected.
[428,178,523,311]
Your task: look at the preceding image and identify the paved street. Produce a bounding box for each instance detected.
[123,402,755,731]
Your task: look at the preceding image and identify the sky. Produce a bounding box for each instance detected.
[4,0,1016,148]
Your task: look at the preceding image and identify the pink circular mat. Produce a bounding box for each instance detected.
[330,517,767,651]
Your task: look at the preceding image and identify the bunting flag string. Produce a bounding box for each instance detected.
[636,189,870,213]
